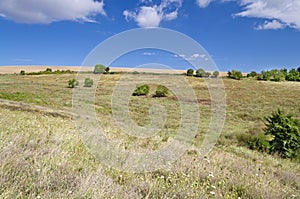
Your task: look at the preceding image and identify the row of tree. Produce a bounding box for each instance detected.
[227,67,300,82]
[186,68,219,78]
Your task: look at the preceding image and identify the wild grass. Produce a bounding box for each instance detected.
[0,73,299,198]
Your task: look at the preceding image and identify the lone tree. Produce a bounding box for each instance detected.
[93,64,106,74]
[186,69,194,76]
[212,71,219,78]
[195,68,206,77]
[132,84,150,96]
[154,85,169,97]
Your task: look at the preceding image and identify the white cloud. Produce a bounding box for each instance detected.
[0,0,106,24]
[256,20,285,30]
[235,0,300,30]
[196,0,213,8]
[174,53,208,61]
[123,0,183,28]
[195,0,300,30]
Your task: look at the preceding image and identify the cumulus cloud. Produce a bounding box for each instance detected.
[196,0,213,8]
[256,20,285,30]
[236,0,300,30]
[174,53,208,61]
[0,0,106,24]
[123,0,183,28]
[195,0,300,30]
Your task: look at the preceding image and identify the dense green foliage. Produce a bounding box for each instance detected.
[247,71,257,77]
[84,78,94,87]
[21,68,74,75]
[132,84,150,96]
[227,70,243,80]
[212,71,219,78]
[186,69,194,76]
[257,68,300,82]
[94,64,107,74]
[68,79,79,88]
[264,109,300,159]
[154,85,169,97]
[195,68,210,77]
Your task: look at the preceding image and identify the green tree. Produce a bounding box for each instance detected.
[68,79,79,88]
[155,85,169,97]
[186,69,194,76]
[105,67,110,74]
[228,70,243,80]
[20,70,25,75]
[195,68,205,77]
[132,84,150,96]
[212,71,219,78]
[84,78,94,87]
[264,109,300,159]
[297,67,300,73]
[247,71,257,77]
[94,64,106,74]
[286,68,300,81]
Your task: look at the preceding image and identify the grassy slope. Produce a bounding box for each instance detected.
[0,74,299,198]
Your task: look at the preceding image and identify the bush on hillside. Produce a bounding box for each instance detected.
[247,71,257,77]
[186,69,194,76]
[212,71,219,78]
[228,70,243,80]
[132,84,150,96]
[68,79,79,88]
[84,78,94,87]
[20,70,25,75]
[154,85,169,97]
[264,109,300,159]
[94,64,106,74]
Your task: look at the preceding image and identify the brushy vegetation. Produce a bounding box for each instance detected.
[186,68,194,76]
[0,73,299,198]
[93,64,110,74]
[255,68,300,82]
[132,84,150,96]
[154,85,169,97]
[68,79,79,88]
[84,78,94,87]
[227,70,243,80]
[21,68,75,75]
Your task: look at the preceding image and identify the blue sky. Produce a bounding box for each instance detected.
[1,0,300,72]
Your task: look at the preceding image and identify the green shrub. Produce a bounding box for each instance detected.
[228,70,243,80]
[132,84,150,96]
[105,67,110,74]
[264,109,300,159]
[212,71,219,78]
[286,68,300,81]
[20,70,25,75]
[247,71,257,77]
[46,68,52,72]
[68,79,79,88]
[186,69,194,76]
[84,78,94,87]
[155,85,169,97]
[93,64,106,74]
[195,68,205,77]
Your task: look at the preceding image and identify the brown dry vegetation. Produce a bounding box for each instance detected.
[0,72,299,198]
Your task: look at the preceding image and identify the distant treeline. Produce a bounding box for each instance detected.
[20,68,75,75]
[227,67,300,82]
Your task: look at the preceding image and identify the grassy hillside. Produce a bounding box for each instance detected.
[0,73,299,198]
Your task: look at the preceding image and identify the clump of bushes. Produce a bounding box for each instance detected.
[94,64,110,74]
[228,70,243,80]
[195,68,210,77]
[186,69,194,76]
[132,84,150,96]
[23,68,74,75]
[84,78,94,87]
[68,79,79,88]
[154,85,169,97]
[247,71,257,78]
[257,68,300,82]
